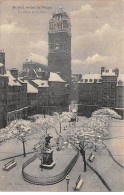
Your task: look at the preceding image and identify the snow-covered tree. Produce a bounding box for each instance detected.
[2,119,33,157]
[54,112,73,133]
[65,126,103,172]
[92,108,121,119]
[35,117,54,135]
[87,115,110,138]
[61,111,112,172]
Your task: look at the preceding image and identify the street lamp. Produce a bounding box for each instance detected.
[66,175,70,192]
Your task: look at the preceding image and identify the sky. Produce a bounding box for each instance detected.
[0,0,123,74]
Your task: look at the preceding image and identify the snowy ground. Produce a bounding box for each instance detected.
[0,115,123,191]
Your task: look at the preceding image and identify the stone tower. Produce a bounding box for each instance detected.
[0,50,5,65]
[48,7,72,84]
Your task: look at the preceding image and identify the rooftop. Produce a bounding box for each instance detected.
[6,71,22,87]
[102,69,117,76]
[117,73,124,86]
[32,79,49,88]
[79,73,102,83]
[49,72,65,82]
[24,80,38,93]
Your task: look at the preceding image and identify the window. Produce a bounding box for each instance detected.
[103,92,107,98]
[103,102,107,106]
[111,84,115,89]
[85,79,88,83]
[89,79,93,82]
[104,84,107,89]
[1,81,5,88]
[2,94,4,100]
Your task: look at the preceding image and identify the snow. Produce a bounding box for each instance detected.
[24,80,38,93]
[32,79,49,88]
[0,115,123,191]
[117,73,124,86]
[0,63,4,67]
[49,72,65,82]
[28,53,47,65]
[79,74,101,83]
[102,69,117,76]
[6,71,22,86]
[17,78,26,84]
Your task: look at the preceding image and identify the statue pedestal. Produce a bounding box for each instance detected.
[40,149,55,169]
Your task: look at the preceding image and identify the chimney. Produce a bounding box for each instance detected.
[115,68,119,77]
[10,68,18,79]
[57,72,61,76]
[101,67,105,75]
[0,50,5,65]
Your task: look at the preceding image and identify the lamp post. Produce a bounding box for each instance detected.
[66,175,70,192]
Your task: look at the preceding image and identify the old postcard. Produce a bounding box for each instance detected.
[0,0,124,192]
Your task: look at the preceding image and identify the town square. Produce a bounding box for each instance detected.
[0,0,124,192]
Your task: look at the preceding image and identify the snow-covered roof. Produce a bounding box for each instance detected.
[117,73,124,86]
[78,74,101,83]
[0,63,4,67]
[32,79,49,88]
[49,72,65,82]
[24,80,38,93]
[28,53,48,65]
[102,69,117,76]
[6,71,22,86]
[17,78,26,84]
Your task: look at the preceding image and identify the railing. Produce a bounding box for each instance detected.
[22,147,79,185]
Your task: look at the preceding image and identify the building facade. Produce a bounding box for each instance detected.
[78,74,102,106]
[0,65,8,128]
[101,67,119,108]
[78,67,124,117]
[116,73,124,108]
[6,70,28,124]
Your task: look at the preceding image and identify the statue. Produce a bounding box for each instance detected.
[45,134,52,148]
[39,134,55,169]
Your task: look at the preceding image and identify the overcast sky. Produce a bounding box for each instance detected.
[0,0,123,74]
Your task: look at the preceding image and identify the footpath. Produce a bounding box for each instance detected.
[0,118,123,191]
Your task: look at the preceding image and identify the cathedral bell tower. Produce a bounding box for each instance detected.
[48,6,72,84]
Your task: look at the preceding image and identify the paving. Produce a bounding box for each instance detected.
[0,116,123,191]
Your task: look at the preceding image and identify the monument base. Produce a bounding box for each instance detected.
[40,161,56,169]
[39,149,55,169]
